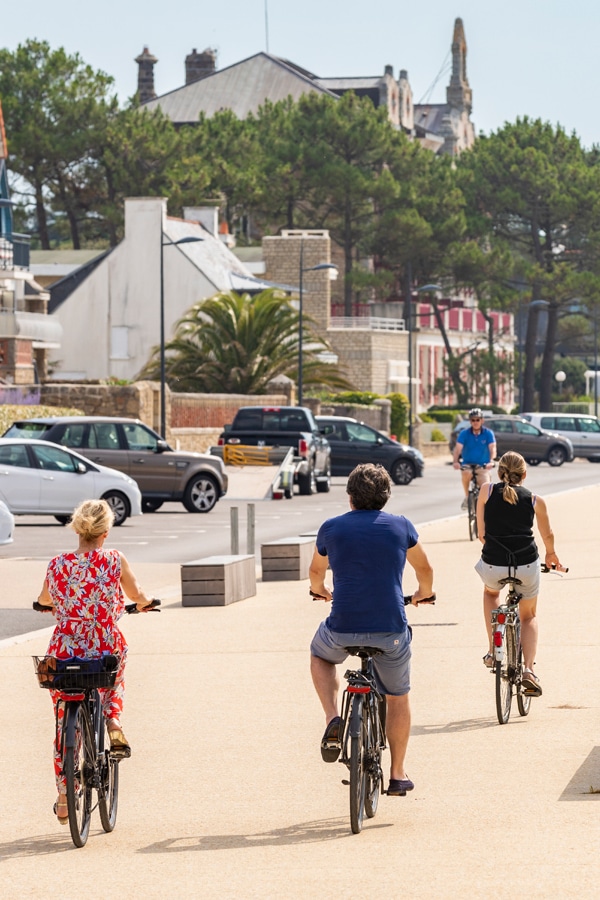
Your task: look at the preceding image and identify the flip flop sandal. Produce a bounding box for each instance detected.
[109,729,132,759]
[320,716,342,763]
[522,672,542,696]
[53,799,69,825]
[483,653,494,668]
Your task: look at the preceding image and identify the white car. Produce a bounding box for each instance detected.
[0,438,142,525]
[0,499,15,544]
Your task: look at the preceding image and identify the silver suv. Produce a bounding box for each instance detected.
[521,413,600,460]
[2,417,228,513]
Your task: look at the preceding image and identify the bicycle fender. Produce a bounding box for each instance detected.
[63,703,81,749]
[348,695,364,738]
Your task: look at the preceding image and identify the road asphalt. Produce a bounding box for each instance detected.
[0,481,599,898]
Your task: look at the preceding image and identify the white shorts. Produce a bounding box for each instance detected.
[475,557,541,601]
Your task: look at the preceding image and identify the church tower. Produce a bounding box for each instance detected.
[446,18,472,115]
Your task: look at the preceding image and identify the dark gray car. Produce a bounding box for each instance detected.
[2,416,228,513]
[316,416,424,484]
[451,415,574,466]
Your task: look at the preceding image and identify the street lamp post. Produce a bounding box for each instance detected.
[413,284,443,447]
[160,235,203,438]
[297,241,338,407]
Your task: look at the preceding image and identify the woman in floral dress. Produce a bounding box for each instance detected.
[37,498,152,825]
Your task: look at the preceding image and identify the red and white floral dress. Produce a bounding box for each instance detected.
[45,548,128,790]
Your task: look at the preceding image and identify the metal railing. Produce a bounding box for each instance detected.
[329,316,406,332]
[0,233,31,270]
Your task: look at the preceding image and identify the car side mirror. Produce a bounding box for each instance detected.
[156,439,169,453]
[76,462,87,474]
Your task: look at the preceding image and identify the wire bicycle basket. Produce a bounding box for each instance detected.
[33,654,119,690]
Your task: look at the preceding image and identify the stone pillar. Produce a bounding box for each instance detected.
[135,47,158,103]
[262,230,333,337]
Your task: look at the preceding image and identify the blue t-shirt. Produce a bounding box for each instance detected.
[316,509,419,633]
[457,426,495,465]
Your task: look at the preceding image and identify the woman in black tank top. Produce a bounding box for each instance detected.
[475,451,565,696]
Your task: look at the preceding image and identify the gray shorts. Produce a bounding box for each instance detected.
[310,620,412,696]
[475,557,541,600]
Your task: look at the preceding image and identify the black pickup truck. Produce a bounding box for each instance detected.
[218,406,331,495]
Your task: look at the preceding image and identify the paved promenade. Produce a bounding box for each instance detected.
[0,485,599,898]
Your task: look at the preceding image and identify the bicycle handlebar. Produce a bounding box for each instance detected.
[309,589,435,605]
[33,598,162,614]
[541,563,569,574]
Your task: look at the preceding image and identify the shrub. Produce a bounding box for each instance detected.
[0,405,84,434]
[430,428,447,442]
[386,393,409,442]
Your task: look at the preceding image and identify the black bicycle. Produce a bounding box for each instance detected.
[491,564,567,724]
[461,464,488,541]
[33,598,160,847]
[321,593,435,834]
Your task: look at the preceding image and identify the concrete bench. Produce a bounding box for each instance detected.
[181,555,256,607]
[261,536,315,582]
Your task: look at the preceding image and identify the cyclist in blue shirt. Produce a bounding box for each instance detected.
[309,463,434,797]
[452,408,496,509]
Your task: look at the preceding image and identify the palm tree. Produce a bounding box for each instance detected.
[137,289,352,393]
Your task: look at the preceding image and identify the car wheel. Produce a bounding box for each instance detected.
[54,514,71,525]
[102,491,130,526]
[183,474,219,513]
[547,445,567,467]
[316,464,331,493]
[142,499,164,513]
[391,458,415,485]
[297,467,316,495]
[525,459,541,466]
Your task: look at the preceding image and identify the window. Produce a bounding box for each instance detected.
[555,417,576,431]
[488,421,513,433]
[579,418,600,433]
[515,422,539,435]
[123,423,158,452]
[110,327,129,360]
[0,444,30,467]
[89,423,120,450]
[60,424,86,448]
[540,417,555,430]
[31,445,79,472]
[346,423,377,444]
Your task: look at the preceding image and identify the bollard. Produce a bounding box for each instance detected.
[247,503,255,555]
[230,506,239,555]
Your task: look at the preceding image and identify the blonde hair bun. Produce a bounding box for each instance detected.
[70,499,114,541]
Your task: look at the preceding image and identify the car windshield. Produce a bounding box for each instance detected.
[3,421,49,438]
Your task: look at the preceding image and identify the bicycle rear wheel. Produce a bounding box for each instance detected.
[349,695,367,834]
[364,699,381,819]
[495,629,513,725]
[467,490,478,541]
[98,719,119,832]
[65,705,93,847]
[516,639,532,717]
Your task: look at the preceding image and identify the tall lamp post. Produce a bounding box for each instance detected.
[297,242,338,407]
[413,284,443,447]
[160,235,203,438]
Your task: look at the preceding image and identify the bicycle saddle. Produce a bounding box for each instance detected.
[497,576,523,586]
[344,646,384,658]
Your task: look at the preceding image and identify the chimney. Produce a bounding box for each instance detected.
[185,48,217,85]
[135,47,158,103]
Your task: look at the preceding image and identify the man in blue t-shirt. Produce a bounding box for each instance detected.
[309,463,434,797]
[452,407,496,509]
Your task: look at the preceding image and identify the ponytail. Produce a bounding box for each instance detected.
[496,451,526,505]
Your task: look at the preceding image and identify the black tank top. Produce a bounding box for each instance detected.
[482,483,538,566]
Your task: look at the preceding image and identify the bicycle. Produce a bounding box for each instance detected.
[32,598,160,847]
[461,464,490,541]
[490,564,567,725]
[312,591,435,834]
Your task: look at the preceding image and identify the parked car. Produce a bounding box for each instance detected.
[0,438,142,525]
[0,499,15,544]
[521,413,600,460]
[315,416,424,484]
[450,415,574,466]
[2,417,228,513]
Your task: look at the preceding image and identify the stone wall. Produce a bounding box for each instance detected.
[40,381,162,430]
[170,427,221,453]
[327,328,409,394]
[171,392,289,429]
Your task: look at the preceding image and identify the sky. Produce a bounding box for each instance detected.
[3,0,600,147]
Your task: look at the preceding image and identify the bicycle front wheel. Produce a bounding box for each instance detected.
[467,491,478,541]
[364,699,382,819]
[349,696,367,834]
[98,719,119,832]
[495,630,513,725]
[65,705,93,847]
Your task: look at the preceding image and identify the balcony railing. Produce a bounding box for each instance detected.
[0,233,31,270]
[329,316,406,332]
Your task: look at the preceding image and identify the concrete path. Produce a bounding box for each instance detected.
[0,486,599,898]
